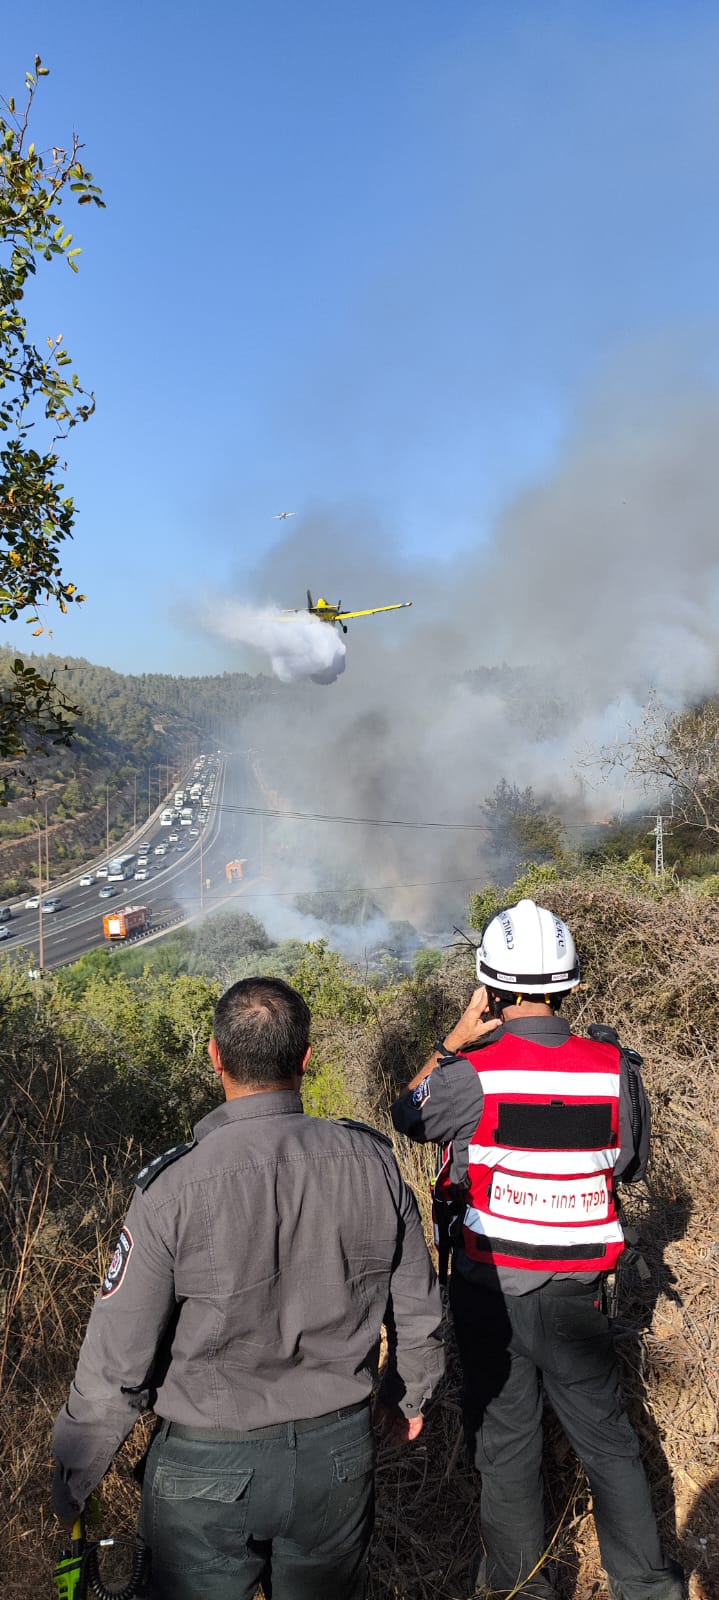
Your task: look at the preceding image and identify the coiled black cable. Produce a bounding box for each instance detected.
[86,1537,148,1600]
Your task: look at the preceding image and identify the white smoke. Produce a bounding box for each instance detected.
[206,601,346,685]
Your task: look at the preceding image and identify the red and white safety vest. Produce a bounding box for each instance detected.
[457,1032,625,1274]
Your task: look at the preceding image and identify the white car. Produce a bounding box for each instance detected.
[154,844,167,856]
[95,865,109,879]
[134,869,148,881]
[0,926,10,940]
[80,873,94,886]
[168,832,179,843]
[25,895,40,909]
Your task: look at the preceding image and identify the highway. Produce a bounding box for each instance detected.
[5,751,264,973]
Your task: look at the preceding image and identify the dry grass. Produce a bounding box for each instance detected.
[2,878,718,1598]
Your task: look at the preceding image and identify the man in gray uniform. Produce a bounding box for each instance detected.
[53,976,444,1600]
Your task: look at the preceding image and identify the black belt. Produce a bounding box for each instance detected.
[163,1398,369,1444]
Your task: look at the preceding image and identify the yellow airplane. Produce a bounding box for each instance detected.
[285,590,412,635]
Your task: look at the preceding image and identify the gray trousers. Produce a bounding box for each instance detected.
[450,1272,684,1600]
[140,1402,374,1600]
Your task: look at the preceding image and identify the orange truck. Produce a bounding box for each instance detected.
[103,904,150,941]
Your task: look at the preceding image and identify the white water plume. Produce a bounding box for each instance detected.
[206,601,347,685]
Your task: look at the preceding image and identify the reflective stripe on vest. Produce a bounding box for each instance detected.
[459,1031,624,1273]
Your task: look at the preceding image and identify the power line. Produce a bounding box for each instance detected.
[211,876,490,900]
[206,799,607,834]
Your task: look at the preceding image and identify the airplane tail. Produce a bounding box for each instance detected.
[307,589,314,611]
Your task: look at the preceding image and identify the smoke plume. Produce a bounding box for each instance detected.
[197,371,719,945]
[207,601,346,685]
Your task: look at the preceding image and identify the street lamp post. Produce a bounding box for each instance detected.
[36,826,44,972]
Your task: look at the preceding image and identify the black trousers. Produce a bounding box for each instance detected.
[450,1272,683,1600]
[140,1403,374,1600]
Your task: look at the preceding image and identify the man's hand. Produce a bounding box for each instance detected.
[373,1399,424,1446]
[405,986,501,1091]
[443,986,501,1052]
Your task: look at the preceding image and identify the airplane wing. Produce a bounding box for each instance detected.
[336,602,412,620]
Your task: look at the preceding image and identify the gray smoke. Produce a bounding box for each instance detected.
[201,374,719,940]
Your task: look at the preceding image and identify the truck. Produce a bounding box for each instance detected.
[174,789,185,808]
[180,807,193,826]
[160,808,174,826]
[103,905,150,941]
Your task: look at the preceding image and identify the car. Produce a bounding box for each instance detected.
[25,895,40,909]
[98,886,116,899]
[42,898,61,913]
[154,844,167,856]
[168,832,179,843]
[0,926,10,941]
[0,906,11,923]
[134,869,148,880]
[80,874,94,887]
[189,827,199,837]
[95,865,109,878]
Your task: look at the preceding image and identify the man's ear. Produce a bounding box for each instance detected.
[208,1036,223,1078]
[299,1044,312,1078]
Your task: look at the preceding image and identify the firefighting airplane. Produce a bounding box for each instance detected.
[284,590,412,635]
[274,510,296,520]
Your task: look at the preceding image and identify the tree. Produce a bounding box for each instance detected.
[482,779,566,869]
[0,59,103,783]
[601,693,719,844]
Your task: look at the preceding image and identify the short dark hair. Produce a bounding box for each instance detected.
[213,977,311,1086]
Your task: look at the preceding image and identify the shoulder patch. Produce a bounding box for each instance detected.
[411,1075,432,1107]
[337,1117,393,1149]
[135,1140,196,1191]
[101,1226,133,1297]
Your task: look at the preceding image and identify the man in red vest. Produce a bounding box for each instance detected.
[392,898,683,1600]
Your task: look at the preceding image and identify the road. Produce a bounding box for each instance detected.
[6,751,265,973]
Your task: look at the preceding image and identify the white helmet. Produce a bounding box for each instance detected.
[476,898,580,996]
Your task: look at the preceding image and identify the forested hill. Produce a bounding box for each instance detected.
[0,648,281,895]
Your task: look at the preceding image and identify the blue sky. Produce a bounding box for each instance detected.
[3,0,719,672]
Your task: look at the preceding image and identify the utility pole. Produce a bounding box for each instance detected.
[44,797,50,888]
[106,784,110,858]
[37,828,44,972]
[200,827,204,914]
[133,773,137,831]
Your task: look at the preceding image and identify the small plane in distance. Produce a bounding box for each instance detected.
[284,590,413,635]
[274,510,296,520]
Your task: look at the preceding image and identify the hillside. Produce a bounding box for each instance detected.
[0,649,282,895]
